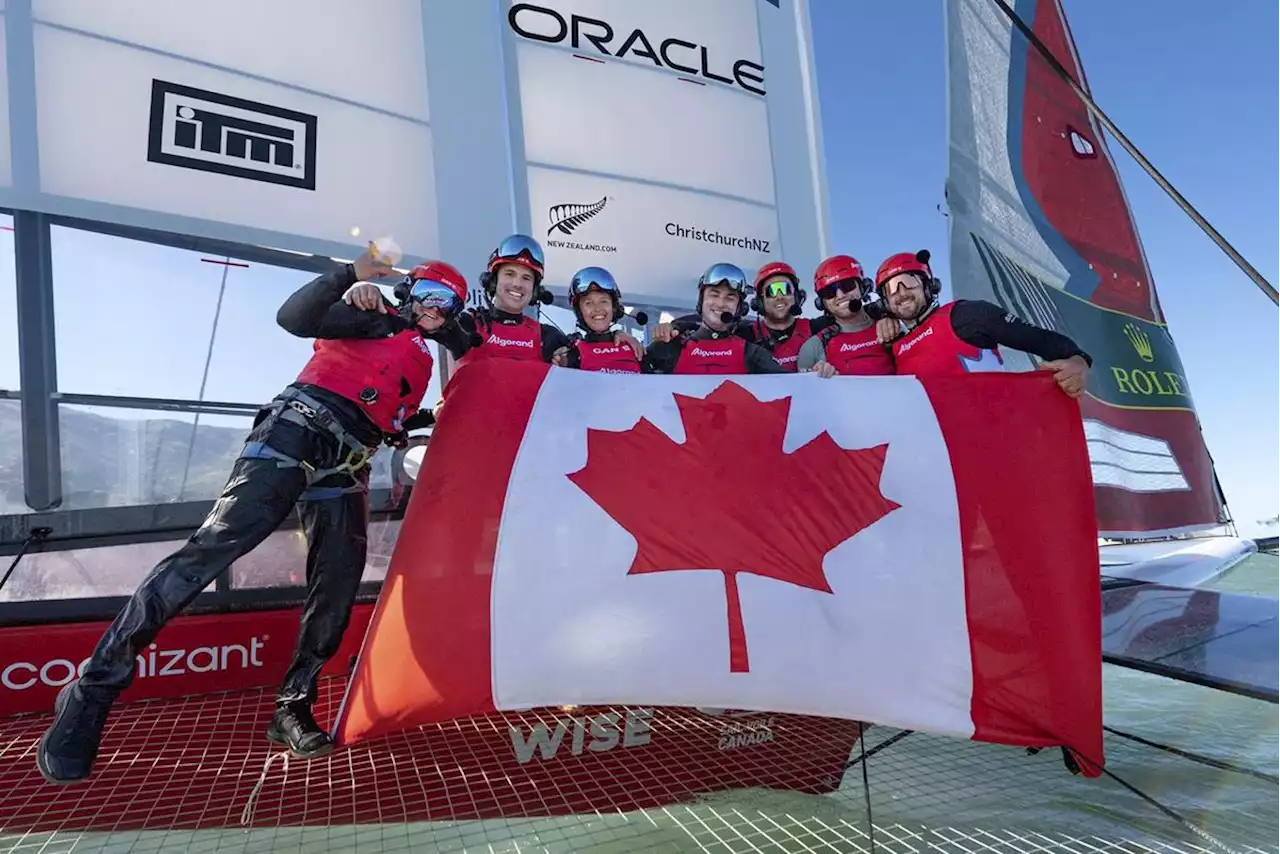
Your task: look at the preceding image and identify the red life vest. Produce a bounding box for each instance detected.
[574,337,640,373]
[754,318,813,372]
[674,335,748,375]
[819,324,896,376]
[892,302,1003,376]
[294,331,435,433]
[454,313,543,370]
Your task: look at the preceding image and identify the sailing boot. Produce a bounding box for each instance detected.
[36,681,114,785]
[266,701,334,759]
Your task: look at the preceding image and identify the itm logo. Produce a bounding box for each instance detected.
[548,197,608,236]
[1123,322,1154,362]
[147,80,318,190]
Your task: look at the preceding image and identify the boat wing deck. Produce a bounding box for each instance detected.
[0,678,861,835]
[1102,582,1278,703]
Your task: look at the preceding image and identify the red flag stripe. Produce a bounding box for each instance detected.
[335,360,551,744]
[920,372,1103,772]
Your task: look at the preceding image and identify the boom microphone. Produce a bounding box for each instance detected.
[719,311,736,325]
[537,291,554,305]
[632,310,649,326]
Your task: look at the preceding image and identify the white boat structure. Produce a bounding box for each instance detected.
[0,0,1273,852]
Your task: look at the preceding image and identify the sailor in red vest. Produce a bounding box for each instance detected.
[876,250,1091,396]
[36,245,471,785]
[460,234,642,367]
[797,255,897,377]
[741,261,824,370]
[649,261,830,370]
[642,263,788,375]
[455,234,569,367]
[553,266,648,373]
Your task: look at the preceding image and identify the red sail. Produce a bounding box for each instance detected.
[944,0,1227,537]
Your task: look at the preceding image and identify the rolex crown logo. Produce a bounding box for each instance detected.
[1123,323,1154,362]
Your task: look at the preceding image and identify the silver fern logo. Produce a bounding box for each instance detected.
[548,197,608,236]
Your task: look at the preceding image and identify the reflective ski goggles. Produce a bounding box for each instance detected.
[491,234,545,272]
[569,266,620,299]
[408,278,464,317]
[701,263,748,293]
[761,278,796,298]
[817,277,867,301]
[881,274,926,297]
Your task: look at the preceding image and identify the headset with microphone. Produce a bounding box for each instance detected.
[750,261,806,317]
[567,266,649,329]
[480,234,554,309]
[697,263,751,327]
[874,249,943,303]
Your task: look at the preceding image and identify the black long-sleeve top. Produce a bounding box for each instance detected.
[449,308,572,364]
[275,264,469,437]
[943,300,1092,364]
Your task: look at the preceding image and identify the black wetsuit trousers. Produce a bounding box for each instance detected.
[76,393,372,709]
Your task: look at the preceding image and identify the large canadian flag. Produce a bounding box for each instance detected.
[334,360,1103,771]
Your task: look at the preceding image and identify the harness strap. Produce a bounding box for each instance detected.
[239,441,371,496]
[238,388,378,488]
[300,483,367,501]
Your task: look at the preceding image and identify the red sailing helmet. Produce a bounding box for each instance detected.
[401,261,468,319]
[752,261,805,316]
[753,261,799,295]
[814,255,866,292]
[486,234,545,281]
[876,250,934,291]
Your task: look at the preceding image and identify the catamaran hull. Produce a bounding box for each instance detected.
[1099,536,1257,588]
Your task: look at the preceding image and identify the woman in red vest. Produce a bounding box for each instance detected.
[554,266,647,373]
[36,245,471,784]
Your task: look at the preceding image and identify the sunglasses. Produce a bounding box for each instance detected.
[762,279,795,298]
[816,277,867,301]
[882,275,926,297]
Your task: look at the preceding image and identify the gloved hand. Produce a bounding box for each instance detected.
[455,311,483,349]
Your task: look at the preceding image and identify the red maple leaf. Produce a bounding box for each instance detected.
[567,381,900,673]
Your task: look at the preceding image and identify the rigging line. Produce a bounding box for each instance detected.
[179,257,233,501]
[842,728,914,770]
[855,722,877,853]
[0,526,52,595]
[1104,725,1279,784]
[986,0,1278,306]
[1074,750,1241,854]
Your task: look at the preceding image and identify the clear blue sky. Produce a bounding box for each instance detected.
[0,0,1274,535]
